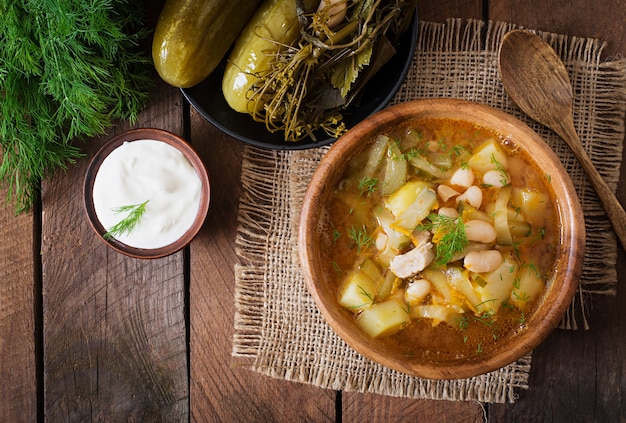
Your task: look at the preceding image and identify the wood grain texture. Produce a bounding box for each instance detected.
[489,0,626,58]
[0,194,37,422]
[41,81,189,421]
[492,301,626,422]
[418,0,484,23]
[344,395,486,422]
[188,110,337,422]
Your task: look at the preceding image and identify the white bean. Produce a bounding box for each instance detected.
[464,219,497,243]
[438,207,459,219]
[404,279,432,305]
[375,232,387,251]
[437,184,460,202]
[456,185,483,209]
[449,167,475,188]
[463,250,503,273]
[482,169,510,188]
[450,242,490,262]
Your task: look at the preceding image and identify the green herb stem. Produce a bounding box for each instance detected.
[103,200,149,240]
[347,224,373,254]
[417,213,469,265]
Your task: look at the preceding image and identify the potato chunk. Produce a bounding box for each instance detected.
[510,264,544,308]
[467,139,508,173]
[385,180,430,217]
[475,254,519,313]
[393,188,438,231]
[410,304,462,328]
[511,188,550,227]
[356,299,409,338]
[339,271,377,311]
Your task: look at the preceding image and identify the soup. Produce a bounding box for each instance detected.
[323,118,558,361]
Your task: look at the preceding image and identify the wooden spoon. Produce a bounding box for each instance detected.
[498,29,626,251]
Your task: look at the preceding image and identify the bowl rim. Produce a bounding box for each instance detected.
[180,8,419,150]
[298,98,585,379]
[83,128,210,259]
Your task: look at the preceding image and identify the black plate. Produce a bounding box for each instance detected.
[181,10,419,150]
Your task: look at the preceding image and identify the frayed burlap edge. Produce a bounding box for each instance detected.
[232,19,626,403]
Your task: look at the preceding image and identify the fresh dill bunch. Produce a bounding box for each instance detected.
[103,200,149,241]
[0,0,153,213]
[417,213,469,265]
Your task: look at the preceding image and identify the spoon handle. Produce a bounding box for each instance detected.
[553,116,626,251]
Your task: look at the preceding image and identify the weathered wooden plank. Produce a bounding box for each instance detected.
[418,0,484,24]
[188,109,337,422]
[343,394,486,423]
[0,194,37,422]
[489,0,626,58]
[493,301,626,422]
[41,80,189,421]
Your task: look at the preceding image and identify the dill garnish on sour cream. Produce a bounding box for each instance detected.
[92,140,202,249]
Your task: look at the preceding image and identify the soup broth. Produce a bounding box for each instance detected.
[323,117,559,361]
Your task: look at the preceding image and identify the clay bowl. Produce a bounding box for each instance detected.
[298,98,585,379]
[84,128,210,259]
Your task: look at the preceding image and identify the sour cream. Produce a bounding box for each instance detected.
[92,139,202,249]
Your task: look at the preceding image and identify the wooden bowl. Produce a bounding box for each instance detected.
[84,128,210,259]
[298,98,585,379]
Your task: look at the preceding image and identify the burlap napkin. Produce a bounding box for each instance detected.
[232,19,626,403]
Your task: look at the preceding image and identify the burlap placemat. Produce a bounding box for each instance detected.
[232,19,626,404]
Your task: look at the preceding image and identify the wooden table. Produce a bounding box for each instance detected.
[1,1,624,421]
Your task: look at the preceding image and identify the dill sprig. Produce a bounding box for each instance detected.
[347,224,373,254]
[0,0,153,213]
[358,176,378,197]
[103,200,149,241]
[490,153,510,186]
[417,213,469,265]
